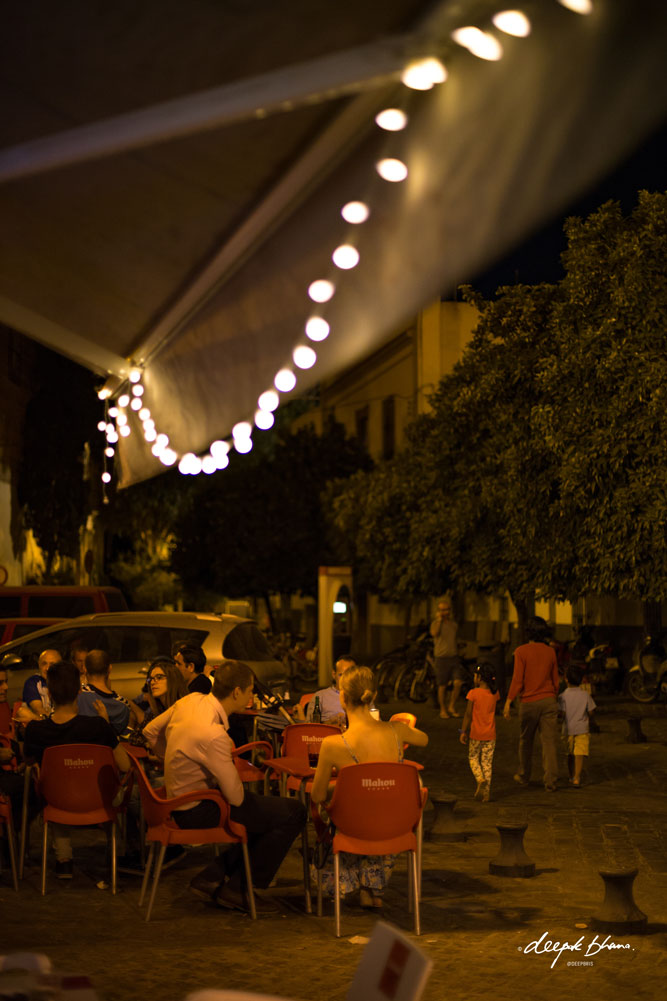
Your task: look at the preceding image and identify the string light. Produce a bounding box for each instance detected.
[557,0,592,13]
[97,420,107,432]
[129,367,142,383]
[119,425,131,437]
[293,346,317,369]
[130,398,142,411]
[131,384,144,396]
[332,245,360,269]
[105,447,114,458]
[101,471,111,483]
[492,10,531,36]
[233,421,252,440]
[376,158,409,182]
[118,394,130,408]
[305,317,330,342]
[401,57,447,90]
[452,27,503,60]
[375,109,408,132]
[258,390,279,412]
[255,409,274,430]
[139,407,151,421]
[274,369,296,392]
[308,279,335,303]
[234,437,253,454]
[202,456,216,474]
[341,201,370,223]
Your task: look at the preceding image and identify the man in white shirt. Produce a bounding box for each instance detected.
[143,658,305,913]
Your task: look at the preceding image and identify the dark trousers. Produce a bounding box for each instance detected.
[173,791,306,889]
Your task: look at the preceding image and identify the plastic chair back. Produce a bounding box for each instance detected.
[327,762,422,843]
[280,723,340,764]
[389,712,417,729]
[39,744,120,820]
[131,756,181,829]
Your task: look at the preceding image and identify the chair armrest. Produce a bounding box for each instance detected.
[162,787,231,812]
[232,741,273,763]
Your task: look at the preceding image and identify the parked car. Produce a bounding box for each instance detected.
[0,586,127,619]
[0,611,288,704]
[0,618,66,646]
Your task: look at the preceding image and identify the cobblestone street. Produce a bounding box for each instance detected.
[2,695,665,1001]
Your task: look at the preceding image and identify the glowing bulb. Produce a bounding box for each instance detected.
[452,27,503,60]
[106,430,119,444]
[375,108,408,132]
[101,472,111,483]
[108,407,119,418]
[341,201,370,224]
[129,367,142,383]
[305,317,330,342]
[106,423,115,434]
[401,57,447,90]
[214,452,229,470]
[119,425,131,437]
[234,437,253,454]
[160,448,177,466]
[293,346,317,370]
[153,433,169,455]
[131,384,144,396]
[97,420,107,432]
[274,369,297,393]
[105,447,114,458]
[202,456,216,474]
[255,409,274,430]
[557,0,592,12]
[130,398,142,411]
[492,10,531,36]
[144,427,157,442]
[97,387,112,400]
[308,279,335,303]
[139,407,150,421]
[178,453,202,475]
[116,412,127,426]
[118,394,130,408]
[233,421,252,440]
[376,158,408,182]
[258,390,279,412]
[143,418,154,430]
[210,440,230,458]
[332,245,359,270]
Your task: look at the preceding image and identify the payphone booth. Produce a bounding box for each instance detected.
[318,566,353,686]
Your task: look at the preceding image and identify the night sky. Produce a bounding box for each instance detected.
[469,118,667,298]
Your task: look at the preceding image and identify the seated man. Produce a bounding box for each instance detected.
[174,643,212,694]
[69,639,90,685]
[17,648,61,723]
[77,649,142,737]
[23,660,130,879]
[300,655,355,725]
[143,658,306,913]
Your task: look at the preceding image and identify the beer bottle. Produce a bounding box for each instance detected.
[312,695,322,723]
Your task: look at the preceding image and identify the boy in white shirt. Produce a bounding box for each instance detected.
[558,664,596,787]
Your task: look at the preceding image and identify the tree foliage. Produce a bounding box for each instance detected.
[330,191,667,605]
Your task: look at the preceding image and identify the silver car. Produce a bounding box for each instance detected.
[1,610,287,704]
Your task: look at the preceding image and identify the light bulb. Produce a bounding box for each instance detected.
[274,369,297,393]
[130,398,142,411]
[129,367,142,383]
[452,27,503,60]
[116,413,127,426]
[214,452,229,470]
[118,394,130,408]
[202,456,216,474]
[154,433,169,454]
[234,437,253,454]
[142,418,154,430]
[144,428,157,442]
[332,245,359,270]
[139,407,150,421]
[557,0,592,12]
[108,407,119,418]
[341,201,370,223]
[293,346,317,370]
[401,57,447,90]
[376,158,408,182]
[492,10,531,36]
[210,440,230,458]
[160,448,177,466]
[106,430,119,444]
[305,317,330,342]
[131,384,144,396]
[105,447,114,458]
[178,453,197,475]
[119,425,131,437]
[97,387,112,400]
[255,409,275,430]
[308,279,335,303]
[101,472,111,483]
[258,390,279,412]
[375,108,408,132]
[233,421,252,440]
[97,420,107,432]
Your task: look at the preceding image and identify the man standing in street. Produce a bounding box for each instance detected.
[431,599,462,718]
[174,644,212,694]
[143,659,305,913]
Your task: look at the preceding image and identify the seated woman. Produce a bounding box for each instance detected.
[130,657,188,744]
[310,665,428,908]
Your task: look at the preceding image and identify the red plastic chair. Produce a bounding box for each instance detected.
[130,756,256,922]
[263,722,340,912]
[389,712,417,730]
[232,740,274,788]
[316,761,425,937]
[37,743,123,895]
[0,794,18,891]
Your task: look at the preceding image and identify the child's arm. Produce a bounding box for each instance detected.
[459,703,473,744]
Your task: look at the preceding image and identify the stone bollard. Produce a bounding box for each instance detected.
[626,718,647,743]
[591,868,647,934]
[489,823,535,877]
[426,796,466,843]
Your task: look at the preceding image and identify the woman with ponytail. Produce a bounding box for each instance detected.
[310,665,428,908]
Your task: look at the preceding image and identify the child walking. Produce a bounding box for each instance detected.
[460,663,500,802]
[558,664,596,786]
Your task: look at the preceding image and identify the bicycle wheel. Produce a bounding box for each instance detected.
[627,671,657,703]
[393,664,413,701]
[375,658,404,701]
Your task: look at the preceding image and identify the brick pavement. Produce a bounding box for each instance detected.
[1,695,665,1001]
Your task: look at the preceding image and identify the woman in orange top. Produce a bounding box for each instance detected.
[459,663,500,802]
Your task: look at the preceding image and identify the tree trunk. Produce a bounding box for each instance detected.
[511,593,535,646]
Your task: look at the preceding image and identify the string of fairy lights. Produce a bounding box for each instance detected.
[97,1,593,487]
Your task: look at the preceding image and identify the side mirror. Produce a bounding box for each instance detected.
[1,653,23,669]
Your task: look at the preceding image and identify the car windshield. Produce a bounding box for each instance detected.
[222,623,275,661]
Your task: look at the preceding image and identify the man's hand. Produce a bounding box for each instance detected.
[93,699,110,723]
[503,700,512,720]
